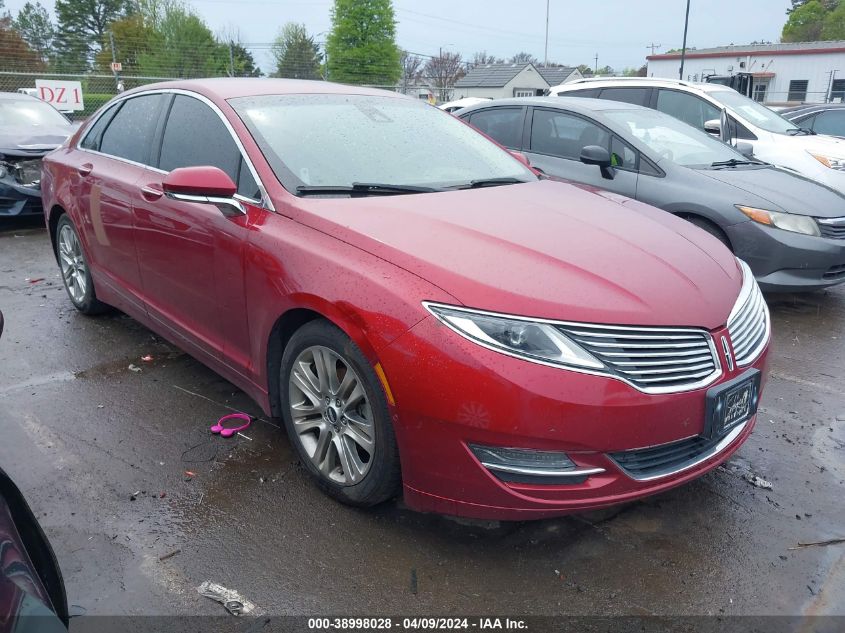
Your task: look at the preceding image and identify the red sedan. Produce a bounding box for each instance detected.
[41,79,770,520]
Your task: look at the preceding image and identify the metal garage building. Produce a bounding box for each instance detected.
[647,41,845,104]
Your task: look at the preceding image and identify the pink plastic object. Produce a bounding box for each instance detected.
[210,413,252,438]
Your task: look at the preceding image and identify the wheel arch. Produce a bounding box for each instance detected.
[264,298,384,419]
[674,211,733,250]
[47,205,66,262]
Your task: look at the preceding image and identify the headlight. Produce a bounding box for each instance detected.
[736,205,820,237]
[809,152,845,171]
[424,302,604,370]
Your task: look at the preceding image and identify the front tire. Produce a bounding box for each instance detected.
[55,215,109,315]
[280,320,401,507]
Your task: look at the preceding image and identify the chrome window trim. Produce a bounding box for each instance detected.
[423,301,724,395]
[609,420,747,482]
[74,88,274,211]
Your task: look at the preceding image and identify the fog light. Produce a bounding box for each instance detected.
[468,444,604,484]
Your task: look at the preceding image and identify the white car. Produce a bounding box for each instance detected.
[438,97,491,113]
[548,77,845,194]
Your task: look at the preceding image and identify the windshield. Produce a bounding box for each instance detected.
[708,90,799,134]
[604,108,747,168]
[229,94,536,193]
[0,98,70,127]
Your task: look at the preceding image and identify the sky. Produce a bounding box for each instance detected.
[3,0,794,73]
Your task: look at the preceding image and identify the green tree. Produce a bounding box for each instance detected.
[228,42,261,77]
[782,0,829,41]
[271,23,321,79]
[12,1,54,64]
[325,0,401,85]
[54,0,133,67]
[1,11,45,71]
[821,1,845,37]
[135,3,228,77]
[95,13,156,73]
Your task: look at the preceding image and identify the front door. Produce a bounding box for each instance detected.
[524,107,638,197]
[133,94,264,377]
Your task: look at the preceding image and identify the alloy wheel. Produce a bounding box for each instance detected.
[58,224,87,304]
[288,345,375,485]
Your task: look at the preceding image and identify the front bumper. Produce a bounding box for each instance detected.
[381,315,770,521]
[726,220,845,292]
[0,180,42,217]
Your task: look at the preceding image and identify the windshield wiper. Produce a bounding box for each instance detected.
[710,158,759,167]
[785,127,815,136]
[296,182,440,196]
[462,177,532,189]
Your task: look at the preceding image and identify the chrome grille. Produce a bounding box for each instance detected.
[817,217,845,240]
[728,261,770,367]
[556,323,720,393]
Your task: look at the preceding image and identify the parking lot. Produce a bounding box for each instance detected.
[0,216,843,618]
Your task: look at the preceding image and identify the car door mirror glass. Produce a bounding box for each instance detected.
[704,118,721,136]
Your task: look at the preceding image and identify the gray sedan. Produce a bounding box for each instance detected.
[457,97,845,292]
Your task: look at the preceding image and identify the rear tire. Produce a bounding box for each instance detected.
[280,320,401,507]
[55,215,109,315]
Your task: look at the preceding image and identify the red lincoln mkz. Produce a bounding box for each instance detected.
[41,79,770,520]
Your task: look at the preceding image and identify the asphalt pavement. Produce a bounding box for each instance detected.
[0,217,843,620]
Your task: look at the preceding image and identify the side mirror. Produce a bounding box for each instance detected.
[162,166,245,216]
[704,119,722,136]
[579,145,615,180]
[509,150,531,167]
[736,142,754,158]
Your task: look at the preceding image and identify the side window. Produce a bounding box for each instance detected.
[598,87,649,106]
[729,116,757,140]
[655,89,720,131]
[467,107,524,148]
[80,102,121,151]
[558,88,599,99]
[98,94,165,164]
[529,109,610,160]
[809,110,845,136]
[611,136,637,170]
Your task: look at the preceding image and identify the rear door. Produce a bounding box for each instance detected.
[72,94,167,314]
[134,93,265,376]
[523,107,639,197]
[463,107,527,150]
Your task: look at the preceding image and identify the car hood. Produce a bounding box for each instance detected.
[778,131,845,154]
[694,165,845,218]
[294,180,742,330]
[0,124,73,157]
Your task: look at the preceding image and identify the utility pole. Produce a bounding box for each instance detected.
[109,31,122,93]
[229,41,235,77]
[647,42,662,56]
[594,53,598,74]
[679,0,691,80]
[544,0,550,67]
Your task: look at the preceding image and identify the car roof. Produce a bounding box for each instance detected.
[0,91,43,102]
[550,77,732,93]
[459,96,645,111]
[780,103,845,116]
[120,78,412,101]
[457,96,648,115]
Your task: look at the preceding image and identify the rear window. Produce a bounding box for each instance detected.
[599,87,650,106]
[98,94,165,165]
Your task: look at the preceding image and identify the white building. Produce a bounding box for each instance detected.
[453,63,582,100]
[647,41,845,104]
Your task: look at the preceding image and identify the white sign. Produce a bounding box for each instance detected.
[34,79,84,112]
[110,62,122,72]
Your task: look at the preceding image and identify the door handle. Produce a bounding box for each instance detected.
[77,163,93,177]
[140,185,164,201]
